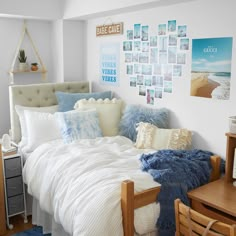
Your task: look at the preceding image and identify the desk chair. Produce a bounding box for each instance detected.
[174,198,236,236]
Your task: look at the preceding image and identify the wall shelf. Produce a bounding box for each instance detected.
[9,70,47,74]
[9,20,47,84]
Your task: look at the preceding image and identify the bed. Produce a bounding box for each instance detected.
[7,81,221,236]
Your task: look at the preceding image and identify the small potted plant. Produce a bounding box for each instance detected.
[31,62,39,71]
[18,49,28,71]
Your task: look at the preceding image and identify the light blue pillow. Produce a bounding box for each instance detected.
[55,110,102,143]
[55,91,112,112]
[119,105,168,142]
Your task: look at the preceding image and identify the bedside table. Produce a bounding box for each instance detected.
[188,178,236,224]
[1,148,28,229]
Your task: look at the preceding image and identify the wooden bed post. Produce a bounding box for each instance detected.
[121,180,134,236]
[210,155,221,181]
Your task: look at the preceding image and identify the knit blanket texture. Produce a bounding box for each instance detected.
[140,149,214,236]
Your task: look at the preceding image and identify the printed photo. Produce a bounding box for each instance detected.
[177,53,186,64]
[180,38,189,50]
[125,53,132,63]
[163,65,172,81]
[126,64,133,75]
[139,85,146,96]
[168,47,177,63]
[134,64,141,74]
[142,25,149,41]
[178,25,187,37]
[164,81,173,93]
[142,42,149,52]
[132,52,139,62]
[123,41,132,51]
[191,37,233,100]
[145,76,152,86]
[158,24,166,35]
[155,87,163,98]
[173,65,182,77]
[139,52,149,63]
[159,53,167,64]
[159,37,167,53]
[150,36,158,47]
[150,48,158,64]
[152,76,157,86]
[127,30,133,40]
[134,24,141,39]
[168,20,176,32]
[142,64,152,75]
[130,77,137,87]
[154,64,162,75]
[156,76,164,87]
[137,75,144,85]
[134,41,141,51]
[169,35,177,46]
[146,89,154,105]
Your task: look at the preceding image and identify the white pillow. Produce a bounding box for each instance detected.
[15,105,58,146]
[74,98,123,136]
[23,110,61,152]
[135,122,192,150]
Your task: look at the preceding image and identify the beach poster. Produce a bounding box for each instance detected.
[191,37,233,99]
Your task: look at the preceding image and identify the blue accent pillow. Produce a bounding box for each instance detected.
[55,110,102,143]
[119,105,168,142]
[55,91,112,112]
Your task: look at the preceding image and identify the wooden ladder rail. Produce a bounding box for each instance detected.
[121,155,221,236]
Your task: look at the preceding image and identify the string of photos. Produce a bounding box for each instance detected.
[122,20,189,105]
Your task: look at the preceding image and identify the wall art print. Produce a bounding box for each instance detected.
[100,43,120,86]
[122,20,189,105]
[191,37,233,100]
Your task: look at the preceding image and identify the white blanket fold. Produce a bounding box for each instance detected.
[23,136,160,236]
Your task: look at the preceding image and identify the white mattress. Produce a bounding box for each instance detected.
[23,136,161,236]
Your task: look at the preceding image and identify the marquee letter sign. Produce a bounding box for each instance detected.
[96,23,123,37]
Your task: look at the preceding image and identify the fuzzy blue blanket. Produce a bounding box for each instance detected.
[140,149,214,236]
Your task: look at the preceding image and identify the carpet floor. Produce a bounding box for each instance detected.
[12,226,51,236]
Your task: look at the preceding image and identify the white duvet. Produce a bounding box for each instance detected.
[23,136,160,236]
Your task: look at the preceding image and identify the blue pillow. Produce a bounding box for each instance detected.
[55,91,112,112]
[55,110,102,143]
[119,105,168,142]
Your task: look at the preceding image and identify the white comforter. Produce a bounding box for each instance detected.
[23,136,160,236]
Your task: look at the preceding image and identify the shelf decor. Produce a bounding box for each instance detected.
[9,20,47,84]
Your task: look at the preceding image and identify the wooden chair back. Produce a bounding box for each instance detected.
[174,199,236,236]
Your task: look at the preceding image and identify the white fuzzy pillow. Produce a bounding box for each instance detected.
[74,98,123,136]
[135,122,192,150]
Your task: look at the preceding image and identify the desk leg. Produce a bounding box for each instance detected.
[191,199,236,225]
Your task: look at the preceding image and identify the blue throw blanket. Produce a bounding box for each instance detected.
[140,149,214,236]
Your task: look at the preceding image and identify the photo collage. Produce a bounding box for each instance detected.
[123,20,189,105]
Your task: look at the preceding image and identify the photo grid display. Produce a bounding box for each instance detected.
[123,20,189,105]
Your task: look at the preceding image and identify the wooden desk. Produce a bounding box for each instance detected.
[188,178,236,225]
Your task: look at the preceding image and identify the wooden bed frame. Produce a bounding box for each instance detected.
[0,82,222,236]
[121,155,221,236]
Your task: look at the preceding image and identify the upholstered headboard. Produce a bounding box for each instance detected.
[9,81,90,143]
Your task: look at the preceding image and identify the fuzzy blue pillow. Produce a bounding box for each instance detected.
[55,110,102,143]
[119,105,168,142]
[55,91,112,112]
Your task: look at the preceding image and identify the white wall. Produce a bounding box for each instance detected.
[0,18,55,136]
[85,0,236,158]
[51,20,64,83]
[63,0,196,19]
[63,20,86,81]
[0,0,65,20]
